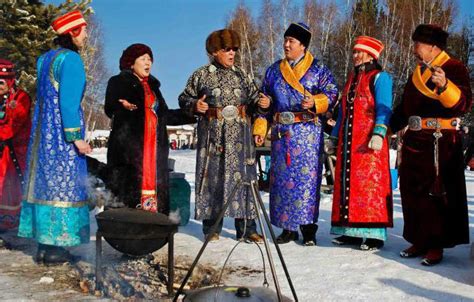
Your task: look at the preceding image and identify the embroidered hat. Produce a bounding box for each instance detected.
[353,36,385,60]
[412,24,449,50]
[51,10,87,35]
[284,23,311,48]
[119,43,154,71]
[206,29,241,54]
[0,59,15,79]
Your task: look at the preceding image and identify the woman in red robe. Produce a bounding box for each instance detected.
[330,37,393,251]
[0,59,31,236]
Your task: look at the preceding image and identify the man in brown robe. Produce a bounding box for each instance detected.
[390,24,472,266]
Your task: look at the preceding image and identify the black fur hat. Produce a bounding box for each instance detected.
[206,29,240,54]
[412,24,449,50]
[284,22,311,48]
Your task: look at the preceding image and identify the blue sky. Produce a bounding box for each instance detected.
[45,0,473,108]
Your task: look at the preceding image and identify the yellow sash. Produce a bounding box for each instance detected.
[411,51,461,108]
[279,52,329,114]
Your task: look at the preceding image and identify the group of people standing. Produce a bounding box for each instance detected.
[0,9,470,268]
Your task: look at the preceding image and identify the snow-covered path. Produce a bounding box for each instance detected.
[169,149,474,301]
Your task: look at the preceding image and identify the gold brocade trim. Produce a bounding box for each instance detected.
[64,127,81,132]
[141,189,156,194]
[24,198,88,208]
[411,51,451,101]
[279,52,314,94]
[314,94,329,114]
[252,117,268,137]
[280,52,329,114]
[0,205,21,211]
[438,80,462,108]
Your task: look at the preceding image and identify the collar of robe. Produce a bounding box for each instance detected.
[411,51,450,100]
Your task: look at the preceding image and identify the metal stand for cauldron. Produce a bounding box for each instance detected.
[173,179,298,302]
[95,209,179,296]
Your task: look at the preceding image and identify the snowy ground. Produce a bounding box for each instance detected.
[0,149,473,301]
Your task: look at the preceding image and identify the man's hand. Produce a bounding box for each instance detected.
[74,139,92,155]
[302,95,314,110]
[254,135,264,147]
[195,95,209,114]
[119,99,137,111]
[258,93,271,109]
[368,135,383,151]
[431,66,447,89]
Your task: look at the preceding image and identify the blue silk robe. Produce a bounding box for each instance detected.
[262,54,338,231]
[18,48,90,246]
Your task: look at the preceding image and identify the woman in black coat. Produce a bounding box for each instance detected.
[105,43,195,212]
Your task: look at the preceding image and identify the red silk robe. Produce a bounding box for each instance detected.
[391,52,472,248]
[332,69,393,227]
[0,89,31,230]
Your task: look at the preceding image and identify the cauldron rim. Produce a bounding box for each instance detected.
[96,208,179,226]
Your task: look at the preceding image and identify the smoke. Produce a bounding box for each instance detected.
[168,209,181,225]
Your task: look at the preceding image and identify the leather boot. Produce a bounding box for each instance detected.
[276,229,298,244]
[36,243,49,264]
[300,224,318,246]
[43,245,80,265]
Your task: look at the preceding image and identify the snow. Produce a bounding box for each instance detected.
[167,150,474,301]
[0,149,473,301]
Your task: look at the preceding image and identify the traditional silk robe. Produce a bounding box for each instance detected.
[390,51,472,248]
[262,53,338,231]
[0,88,31,230]
[179,62,260,220]
[18,48,90,246]
[331,63,393,240]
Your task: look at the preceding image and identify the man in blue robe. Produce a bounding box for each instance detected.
[257,23,338,245]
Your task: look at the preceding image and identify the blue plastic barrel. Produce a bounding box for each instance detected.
[169,172,191,226]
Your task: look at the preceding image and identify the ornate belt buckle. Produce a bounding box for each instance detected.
[279,112,295,124]
[408,116,422,131]
[425,118,439,129]
[221,105,238,121]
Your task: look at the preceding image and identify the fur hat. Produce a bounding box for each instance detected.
[284,22,311,48]
[353,36,384,59]
[51,10,87,35]
[205,29,240,54]
[119,43,154,71]
[412,24,449,50]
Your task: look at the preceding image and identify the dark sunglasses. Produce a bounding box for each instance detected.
[0,80,7,86]
[223,47,239,52]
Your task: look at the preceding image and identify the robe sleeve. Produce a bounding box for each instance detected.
[372,72,393,138]
[178,69,201,116]
[58,52,86,142]
[104,76,124,119]
[313,64,338,115]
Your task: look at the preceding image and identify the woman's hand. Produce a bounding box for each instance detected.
[119,99,137,111]
[195,95,209,114]
[74,139,92,154]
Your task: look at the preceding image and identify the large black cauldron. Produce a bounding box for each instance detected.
[95,208,179,295]
[96,208,178,256]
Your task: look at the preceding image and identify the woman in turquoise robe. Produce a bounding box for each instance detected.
[18,11,91,265]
